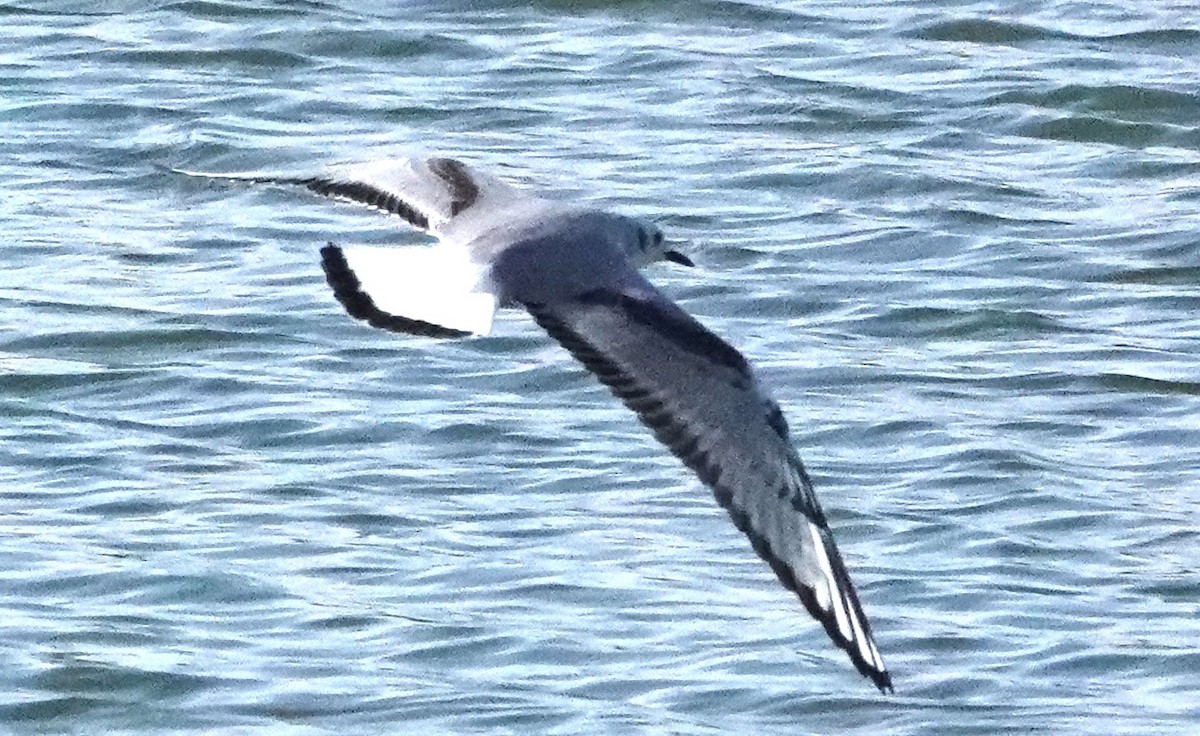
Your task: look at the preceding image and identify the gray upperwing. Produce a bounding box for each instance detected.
[524,284,892,693]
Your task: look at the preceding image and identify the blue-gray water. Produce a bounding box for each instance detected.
[3,2,1199,734]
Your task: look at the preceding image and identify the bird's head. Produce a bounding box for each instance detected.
[627,218,694,269]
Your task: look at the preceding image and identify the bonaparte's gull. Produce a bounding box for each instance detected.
[180,156,893,693]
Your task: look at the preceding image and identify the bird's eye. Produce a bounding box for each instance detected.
[653,230,664,247]
[638,228,649,251]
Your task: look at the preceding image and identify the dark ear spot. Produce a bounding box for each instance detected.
[653,229,664,247]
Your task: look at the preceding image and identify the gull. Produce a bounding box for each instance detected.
[179,156,893,692]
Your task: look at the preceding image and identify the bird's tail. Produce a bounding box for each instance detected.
[320,243,496,338]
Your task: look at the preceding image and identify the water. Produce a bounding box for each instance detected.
[3,1,1199,733]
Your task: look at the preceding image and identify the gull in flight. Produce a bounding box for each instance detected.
[180,156,892,692]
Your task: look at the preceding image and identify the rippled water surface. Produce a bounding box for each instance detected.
[4,1,1200,733]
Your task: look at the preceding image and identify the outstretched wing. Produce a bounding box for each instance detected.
[525,283,892,693]
[175,156,535,238]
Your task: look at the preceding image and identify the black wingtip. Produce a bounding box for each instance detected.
[795,564,893,695]
[867,664,894,694]
[319,242,470,339]
[878,672,895,694]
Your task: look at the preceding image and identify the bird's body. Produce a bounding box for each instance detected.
[180,155,892,692]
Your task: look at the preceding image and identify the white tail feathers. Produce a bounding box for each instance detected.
[321,243,497,337]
